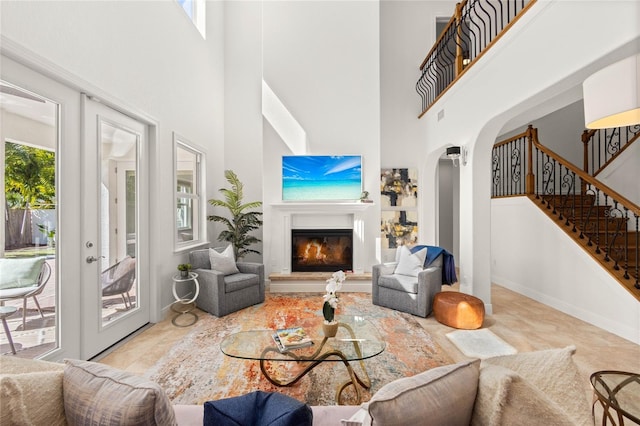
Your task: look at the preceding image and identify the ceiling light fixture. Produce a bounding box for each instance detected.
[583,53,640,129]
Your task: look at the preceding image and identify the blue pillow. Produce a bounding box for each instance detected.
[204,391,313,426]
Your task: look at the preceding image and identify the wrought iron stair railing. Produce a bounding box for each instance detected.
[416,0,536,117]
[492,125,640,298]
[582,125,640,178]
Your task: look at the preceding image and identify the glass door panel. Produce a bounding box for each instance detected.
[100,123,139,327]
[1,81,59,357]
[82,96,149,359]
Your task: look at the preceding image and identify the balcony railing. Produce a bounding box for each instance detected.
[492,126,640,296]
[416,0,535,117]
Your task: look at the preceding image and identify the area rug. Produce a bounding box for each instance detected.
[445,328,517,359]
[145,292,453,406]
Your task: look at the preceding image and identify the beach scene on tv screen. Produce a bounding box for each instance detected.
[282,155,362,201]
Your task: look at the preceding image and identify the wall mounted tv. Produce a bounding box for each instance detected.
[282,155,363,201]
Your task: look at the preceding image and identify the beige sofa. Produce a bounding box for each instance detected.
[0,346,592,426]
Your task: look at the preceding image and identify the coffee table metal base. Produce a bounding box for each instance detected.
[258,323,371,405]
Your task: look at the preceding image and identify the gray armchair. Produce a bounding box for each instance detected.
[372,253,443,318]
[189,248,265,317]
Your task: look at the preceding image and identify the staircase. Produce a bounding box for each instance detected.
[535,193,638,285]
[492,125,640,301]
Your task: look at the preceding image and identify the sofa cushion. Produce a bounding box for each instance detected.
[393,246,427,277]
[209,246,239,276]
[63,359,177,426]
[203,391,312,426]
[340,404,371,426]
[0,257,45,289]
[0,356,66,426]
[367,359,480,426]
[474,345,592,426]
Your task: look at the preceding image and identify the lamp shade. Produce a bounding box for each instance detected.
[583,53,640,129]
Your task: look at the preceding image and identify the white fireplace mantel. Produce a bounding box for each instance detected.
[270,202,374,212]
[269,202,374,275]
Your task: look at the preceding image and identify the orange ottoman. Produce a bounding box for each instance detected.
[433,292,485,329]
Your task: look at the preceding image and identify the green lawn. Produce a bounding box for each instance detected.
[5,246,55,258]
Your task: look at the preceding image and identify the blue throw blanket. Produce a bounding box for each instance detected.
[410,245,457,285]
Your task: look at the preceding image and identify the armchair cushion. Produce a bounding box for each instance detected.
[0,257,46,289]
[225,273,261,292]
[378,274,420,294]
[209,246,239,276]
[393,246,427,277]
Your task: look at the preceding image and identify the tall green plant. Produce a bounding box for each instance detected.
[208,170,263,260]
[5,142,56,245]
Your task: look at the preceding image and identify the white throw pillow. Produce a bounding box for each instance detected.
[393,246,427,277]
[367,359,480,426]
[209,245,240,276]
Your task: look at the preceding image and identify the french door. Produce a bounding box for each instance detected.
[2,56,151,360]
[81,96,150,359]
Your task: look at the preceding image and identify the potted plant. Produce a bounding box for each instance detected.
[208,170,263,260]
[37,223,56,247]
[177,263,191,278]
[322,271,346,337]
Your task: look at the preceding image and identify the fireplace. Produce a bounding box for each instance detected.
[291,229,353,272]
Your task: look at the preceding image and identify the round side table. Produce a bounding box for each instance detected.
[171,272,200,327]
[591,370,640,426]
[0,306,18,354]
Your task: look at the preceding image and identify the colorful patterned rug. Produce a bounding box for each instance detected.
[145,292,453,406]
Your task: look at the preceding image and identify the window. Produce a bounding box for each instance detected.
[175,134,205,250]
[176,0,206,39]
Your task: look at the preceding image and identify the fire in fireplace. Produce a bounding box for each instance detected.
[291,229,353,272]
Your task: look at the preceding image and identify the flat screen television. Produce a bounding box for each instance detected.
[282,155,362,201]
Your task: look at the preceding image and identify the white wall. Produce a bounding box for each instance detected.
[492,197,639,344]
[498,100,587,167]
[221,1,264,262]
[380,0,457,245]
[261,1,381,276]
[0,1,225,317]
[597,140,640,206]
[418,0,639,332]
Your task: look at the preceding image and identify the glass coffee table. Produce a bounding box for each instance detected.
[590,370,640,425]
[220,315,386,405]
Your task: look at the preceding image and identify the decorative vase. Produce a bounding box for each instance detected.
[180,270,189,279]
[322,321,339,338]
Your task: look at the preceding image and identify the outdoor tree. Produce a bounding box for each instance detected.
[4,142,56,247]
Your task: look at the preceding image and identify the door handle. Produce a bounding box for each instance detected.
[86,255,105,264]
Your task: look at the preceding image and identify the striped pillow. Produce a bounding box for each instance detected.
[63,359,177,426]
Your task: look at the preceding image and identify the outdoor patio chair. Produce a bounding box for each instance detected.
[101,256,136,309]
[0,257,52,329]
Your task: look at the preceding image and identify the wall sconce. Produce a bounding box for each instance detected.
[446,146,467,167]
[583,53,640,129]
